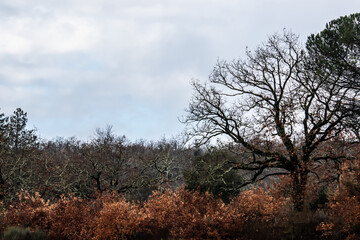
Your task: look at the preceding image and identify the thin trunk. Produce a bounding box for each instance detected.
[0,171,5,200]
[91,171,102,192]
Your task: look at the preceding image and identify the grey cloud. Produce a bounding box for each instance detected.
[1,0,360,140]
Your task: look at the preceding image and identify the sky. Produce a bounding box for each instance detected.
[0,0,359,141]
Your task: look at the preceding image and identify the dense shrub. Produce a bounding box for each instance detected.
[1,188,292,239]
[3,192,51,231]
[93,198,142,240]
[141,188,226,239]
[2,226,46,240]
[2,226,32,240]
[46,196,95,240]
[2,193,98,240]
[4,179,360,240]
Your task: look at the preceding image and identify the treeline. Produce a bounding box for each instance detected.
[0,108,244,205]
[1,108,360,239]
[0,108,188,203]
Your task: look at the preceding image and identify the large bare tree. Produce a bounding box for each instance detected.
[184,31,360,211]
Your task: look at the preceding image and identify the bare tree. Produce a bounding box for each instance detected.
[80,126,131,194]
[184,31,360,211]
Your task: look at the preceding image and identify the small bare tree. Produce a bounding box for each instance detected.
[184,31,360,211]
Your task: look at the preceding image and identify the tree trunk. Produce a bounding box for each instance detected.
[291,169,308,211]
[91,171,102,192]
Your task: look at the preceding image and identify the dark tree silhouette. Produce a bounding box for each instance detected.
[184,30,360,211]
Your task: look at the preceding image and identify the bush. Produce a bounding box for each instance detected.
[46,195,98,240]
[4,186,343,239]
[3,192,51,231]
[2,227,31,240]
[3,192,98,240]
[93,199,142,240]
[2,226,46,240]
[30,230,47,240]
[140,188,225,239]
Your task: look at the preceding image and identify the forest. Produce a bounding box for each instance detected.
[0,13,360,240]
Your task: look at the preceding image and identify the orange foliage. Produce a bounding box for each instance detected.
[0,187,291,240]
[3,192,51,231]
[46,196,95,240]
[141,188,226,239]
[220,188,289,239]
[94,199,142,240]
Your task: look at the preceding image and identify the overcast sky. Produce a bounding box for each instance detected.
[0,0,358,141]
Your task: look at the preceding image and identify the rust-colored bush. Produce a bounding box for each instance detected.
[138,187,290,240]
[93,198,142,240]
[2,192,101,240]
[46,195,96,240]
[3,192,51,231]
[0,186,306,240]
[218,188,289,239]
[141,188,225,239]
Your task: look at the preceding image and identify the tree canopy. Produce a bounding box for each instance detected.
[306,13,360,88]
[184,14,360,210]
[306,13,360,140]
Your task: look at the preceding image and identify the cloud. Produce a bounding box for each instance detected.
[0,15,99,55]
[0,0,359,140]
